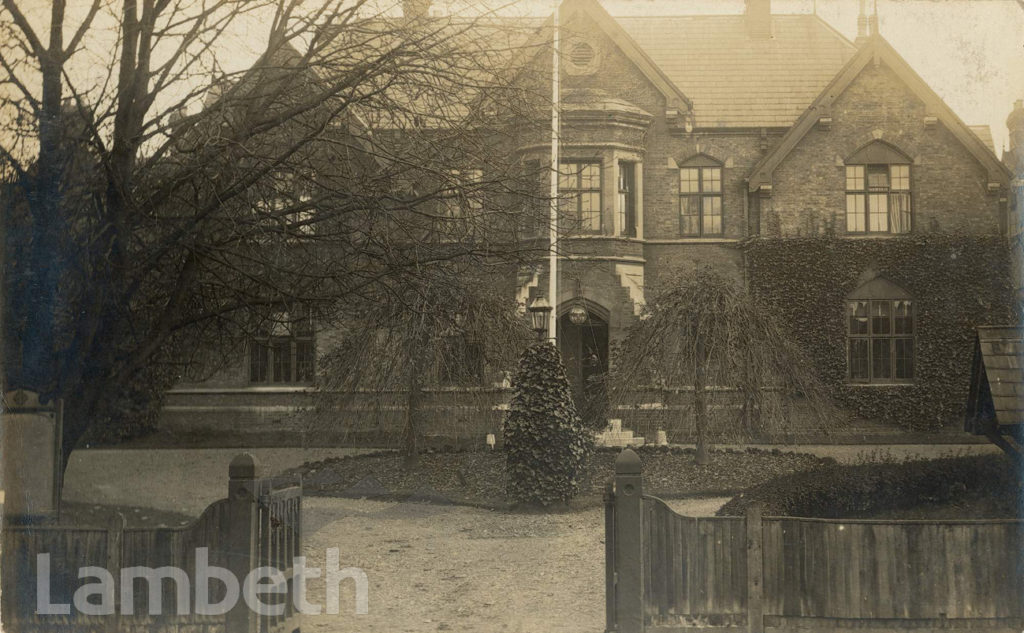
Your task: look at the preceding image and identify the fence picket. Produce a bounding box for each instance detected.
[606,452,1024,632]
[3,454,302,633]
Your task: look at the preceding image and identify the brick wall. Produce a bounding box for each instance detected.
[768,62,1001,237]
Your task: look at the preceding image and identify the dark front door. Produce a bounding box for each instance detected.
[559,311,609,428]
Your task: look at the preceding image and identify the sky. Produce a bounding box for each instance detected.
[227,0,1024,152]
[499,0,1024,154]
[7,0,1024,153]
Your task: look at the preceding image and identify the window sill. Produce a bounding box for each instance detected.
[841,233,911,239]
[844,382,915,387]
[646,237,738,244]
[168,386,315,394]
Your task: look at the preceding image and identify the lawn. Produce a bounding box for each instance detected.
[284,446,831,508]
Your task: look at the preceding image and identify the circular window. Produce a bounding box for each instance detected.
[570,42,595,67]
[564,38,600,75]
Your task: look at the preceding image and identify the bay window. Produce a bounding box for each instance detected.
[559,162,602,234]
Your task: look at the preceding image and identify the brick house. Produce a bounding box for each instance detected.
[164,0,1015,442]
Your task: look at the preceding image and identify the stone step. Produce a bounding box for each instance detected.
[598,436,645,448]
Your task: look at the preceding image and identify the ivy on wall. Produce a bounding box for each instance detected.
[743,234,1017,430]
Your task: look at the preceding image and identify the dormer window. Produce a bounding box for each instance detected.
[844,141,912,234]
[679,155,723,236]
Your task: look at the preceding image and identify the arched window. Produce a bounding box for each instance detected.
[844,141,912,234]
[679,154,723,236]
[846,278,914,383]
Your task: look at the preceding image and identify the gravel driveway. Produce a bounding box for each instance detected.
[298,496,728,633]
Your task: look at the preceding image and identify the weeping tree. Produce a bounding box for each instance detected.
[304,265,531,467]
[610,268,843,465]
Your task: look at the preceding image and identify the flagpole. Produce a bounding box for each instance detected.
[548,0,559,345]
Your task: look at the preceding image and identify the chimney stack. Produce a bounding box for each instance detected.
[402,0,430,19]
[745,0,772,39]
[1008,99,1024,174]
[855,0,869,45]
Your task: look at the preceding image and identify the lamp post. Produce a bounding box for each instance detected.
[528,297,553,342]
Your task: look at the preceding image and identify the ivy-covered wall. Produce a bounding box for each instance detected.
[744,235,1017,430]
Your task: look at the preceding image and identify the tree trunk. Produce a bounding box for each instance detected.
[694,333,709,465]
[402,366,422,469]
[401,328,430,469]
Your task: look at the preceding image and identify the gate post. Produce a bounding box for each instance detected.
[746,502,765,633]
[227,454,258,633]
[604,482,616,632]
[614,448,644,633]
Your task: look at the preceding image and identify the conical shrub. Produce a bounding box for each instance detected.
[504,342,593,505]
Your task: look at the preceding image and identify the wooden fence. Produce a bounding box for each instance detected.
[1,453,301,633]
[606,448,1024,632]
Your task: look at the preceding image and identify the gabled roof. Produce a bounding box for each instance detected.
[748,35,1012,192]
[617,14,856,128]
[559,0,692,111]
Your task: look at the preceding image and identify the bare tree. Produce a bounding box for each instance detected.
[0,0,553,482]
[609,268,843,464]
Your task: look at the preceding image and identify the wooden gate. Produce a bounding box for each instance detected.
[605,448,1024,632]
[1,453,301,633]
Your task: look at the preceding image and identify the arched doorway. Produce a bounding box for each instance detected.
[558,301,609,429]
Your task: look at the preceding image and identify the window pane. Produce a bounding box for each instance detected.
[848,301,869,335]
[869,193,888,231]
[250,342,269,383]
[890,164,910,191]
[580,193,601,231]
[849,339,869,379]
[867,165,889,190]
[702,196,722,234]
[680,196,700,235]
[889,192,911,233]
[295,340,314,382]
[702,167,721,194]
[271,339,292,383]
[846,194,865,232]
[559,165,576,191]
[872,338,892,379]
[871,300,892,334]
[894,300,913,334]
[557,197,574,234]
[846,165,864,191]
[618,162,637,238]
[580,164,600,189]
[894,338,914,380]
[680,168,700,194]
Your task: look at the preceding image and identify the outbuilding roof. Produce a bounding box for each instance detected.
[966,326,1024,434]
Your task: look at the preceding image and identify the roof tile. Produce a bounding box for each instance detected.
[617,14,856,127]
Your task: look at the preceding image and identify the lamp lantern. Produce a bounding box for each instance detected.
[568,303,588,325]
[527,297,553,340]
